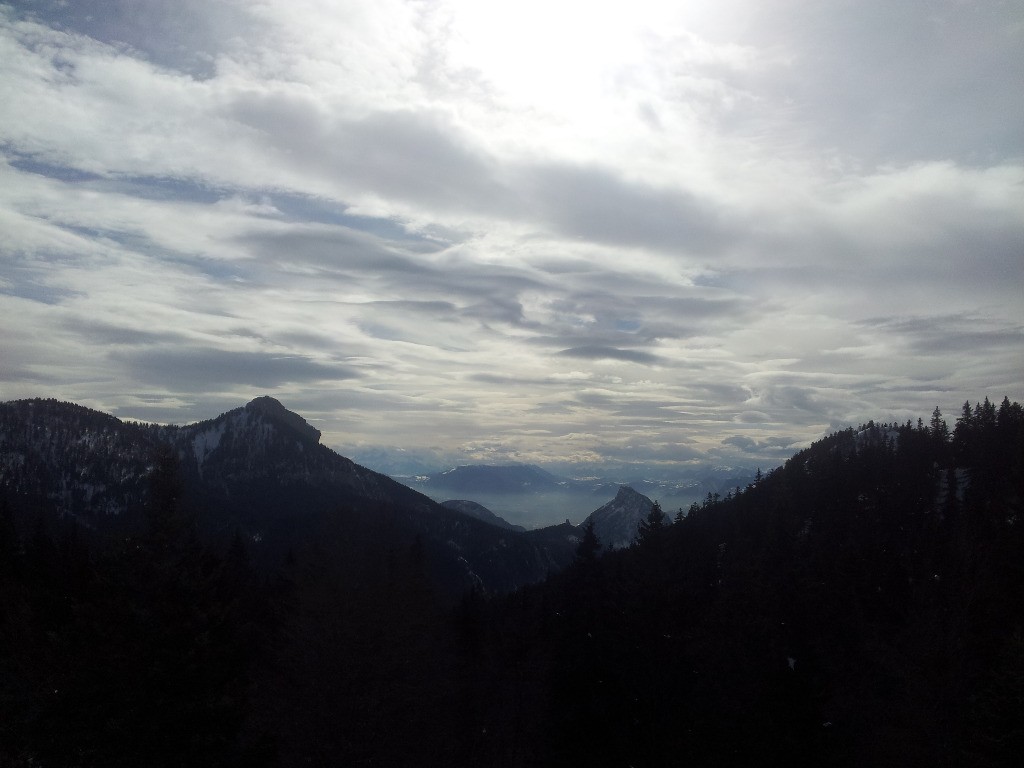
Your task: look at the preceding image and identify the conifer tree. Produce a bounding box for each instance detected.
[636,500,667,545]
[996,395,1020,427]
[576,519,601,563]
[930,406,949,442]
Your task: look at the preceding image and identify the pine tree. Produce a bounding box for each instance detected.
[954,401,974,463]
[636,500,667,545]
[576,519,601,563]
[930,406,949,442]
[996,396,1020,427]
[976,397,997,429]
[956,401,973,428]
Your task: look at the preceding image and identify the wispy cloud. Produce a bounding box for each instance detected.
[1,1,1021,474]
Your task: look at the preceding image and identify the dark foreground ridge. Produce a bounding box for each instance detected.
[1,396,1021,766]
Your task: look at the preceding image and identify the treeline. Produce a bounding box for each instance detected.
[1,398,1021,766]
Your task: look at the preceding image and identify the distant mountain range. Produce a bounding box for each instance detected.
[425,463,565,494]
[395,461,755,528]
[438,488,660,554]
[405,461,755,500]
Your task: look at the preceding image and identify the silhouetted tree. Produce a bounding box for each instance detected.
[576,519,601,563]
[930,405,949,443]
[636,500,667,545]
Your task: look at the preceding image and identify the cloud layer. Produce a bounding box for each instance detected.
[2,0,1022,474]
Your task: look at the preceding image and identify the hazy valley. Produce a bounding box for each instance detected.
[396,461,757,530]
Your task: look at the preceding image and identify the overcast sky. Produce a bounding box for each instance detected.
[1,0,1022,475]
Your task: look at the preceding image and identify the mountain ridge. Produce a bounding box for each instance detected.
[0,396,581,597]
[422,463,564,494]
[440,499,525,532]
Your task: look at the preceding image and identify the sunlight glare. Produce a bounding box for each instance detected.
[445,0,688,114]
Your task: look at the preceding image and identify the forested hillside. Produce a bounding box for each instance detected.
[460,398,1023,766]
[1,397,1021,766]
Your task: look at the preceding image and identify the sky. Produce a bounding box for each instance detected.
[1,0,1022,477]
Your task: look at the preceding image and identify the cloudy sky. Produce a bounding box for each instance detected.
[2,0,1022,475]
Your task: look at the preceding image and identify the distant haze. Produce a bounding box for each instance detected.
[420,487,608,529]
[401,462,756,529]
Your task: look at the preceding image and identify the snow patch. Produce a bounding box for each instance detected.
[192,420,226,468]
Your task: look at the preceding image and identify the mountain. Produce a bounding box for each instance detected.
[0,398,158,522]
[421,463,565,494]
[440,499,524,531]
[0,397,578,597]
[348,445,457,478]
[582,485,654,551]
[0,396,432,526]
[398,461,758,529]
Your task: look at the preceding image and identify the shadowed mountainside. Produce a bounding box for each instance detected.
[0,397,579,598]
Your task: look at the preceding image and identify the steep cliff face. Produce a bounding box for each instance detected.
[582,485,654,551]
[169,397,397,502]
[244,396,321,443]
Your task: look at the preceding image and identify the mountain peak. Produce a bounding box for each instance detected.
[584,485,654,551]
[614,485,644,501]
[244,396,321,444]
[245,395,286,412]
